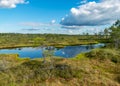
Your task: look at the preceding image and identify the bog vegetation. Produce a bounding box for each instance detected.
[0,20,120,86]
[0,33,108,49]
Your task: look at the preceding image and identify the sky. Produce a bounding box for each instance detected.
[0,0,120,34]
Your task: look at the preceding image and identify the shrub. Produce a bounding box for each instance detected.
[85,49,120,63]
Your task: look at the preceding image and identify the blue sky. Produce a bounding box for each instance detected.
[0,0,119,34]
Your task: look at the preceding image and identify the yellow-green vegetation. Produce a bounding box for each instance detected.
[0,33,106,49]
[85,48,120,63]
[0,48,120,86]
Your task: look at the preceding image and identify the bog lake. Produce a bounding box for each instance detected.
[0,43,105,59]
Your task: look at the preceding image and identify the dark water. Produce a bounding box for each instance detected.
[0,43,105,59]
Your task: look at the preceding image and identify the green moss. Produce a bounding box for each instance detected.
[85,48,120,63]
[0,54,30,62]
[71,53,89,61]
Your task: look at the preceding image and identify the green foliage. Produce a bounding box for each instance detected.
[85,49,120,63]
[0,33,103,49]
[108,20,120,48]
[73,53,86,60]
[34,37,45,45]
[104,28,109,39]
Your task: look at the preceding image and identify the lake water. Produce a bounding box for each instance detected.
[0,43,105,59]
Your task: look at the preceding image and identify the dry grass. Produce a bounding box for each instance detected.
[0,50,120,86]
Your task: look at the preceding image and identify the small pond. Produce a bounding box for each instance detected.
[0,43,105,59]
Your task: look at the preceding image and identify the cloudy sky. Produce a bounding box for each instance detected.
[0,0,120,34]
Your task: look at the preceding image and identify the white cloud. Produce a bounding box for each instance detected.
[60,0,120,26]
[51,20,56,24]
[0,0,29,8]
[61,25,84,29]
[68,30,73,34]
[20,20,57,27]
[80,0,87,4]
[22,28,40,31]
[20,22,47,27]
[20,22,60,27]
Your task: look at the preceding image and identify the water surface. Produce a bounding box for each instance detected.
[0,43,105,59]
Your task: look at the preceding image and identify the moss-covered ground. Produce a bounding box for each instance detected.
[0,48,119,86]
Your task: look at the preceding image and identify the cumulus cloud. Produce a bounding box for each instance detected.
[60,0,120,26]
[0,0,29,8]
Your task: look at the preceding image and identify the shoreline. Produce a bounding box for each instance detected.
[0,42,99,49]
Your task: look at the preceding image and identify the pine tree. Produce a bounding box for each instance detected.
[109,20,120,48]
